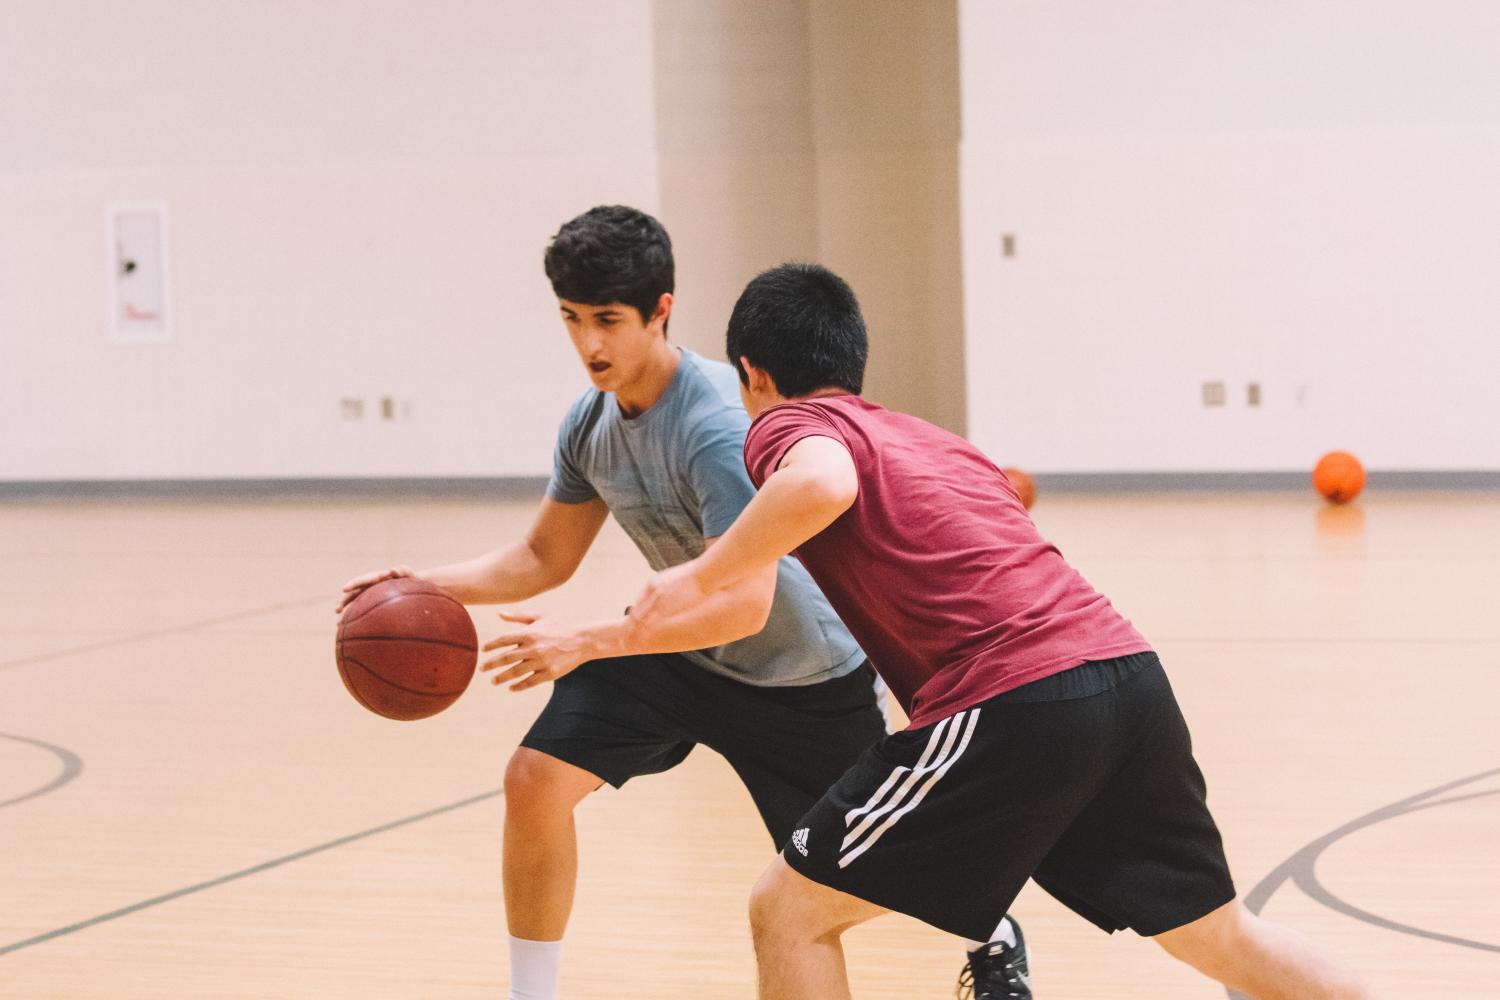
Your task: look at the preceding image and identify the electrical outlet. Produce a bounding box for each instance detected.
[1246,382,1262,407]
[1201,381,1226,407]
[379,396,395,420]
[1001,234,1016,257]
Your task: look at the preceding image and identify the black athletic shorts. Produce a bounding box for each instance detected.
[781,652,1236,940]
[520,654,887,845]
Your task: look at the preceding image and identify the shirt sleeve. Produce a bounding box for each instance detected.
[743,402,847,488]
[685,411,758,539]
[545,401,599,504]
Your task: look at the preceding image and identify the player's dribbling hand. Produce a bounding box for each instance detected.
[629,562,711,632]
[480,611,593,692]
[335,565,414,614]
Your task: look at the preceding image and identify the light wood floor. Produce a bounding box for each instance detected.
[1,489,1496,998]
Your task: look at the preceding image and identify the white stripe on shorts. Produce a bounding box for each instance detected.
[838,708,980,868]
[842,712,961,846]
[842,713,956,829]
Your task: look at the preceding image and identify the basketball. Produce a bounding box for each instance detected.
[335,576,478,720]
[1313,450,1365,505]
[1002,467,1037,510]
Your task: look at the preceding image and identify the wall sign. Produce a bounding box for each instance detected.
[109,204,172,343]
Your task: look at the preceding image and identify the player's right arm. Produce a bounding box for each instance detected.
[335,496,608,611]
[628,435,856,626]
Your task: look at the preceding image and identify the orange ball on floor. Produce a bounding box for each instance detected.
[1001,467,1036,510]
[1313,451,1365,505]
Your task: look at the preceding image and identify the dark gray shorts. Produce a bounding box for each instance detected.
[521,654,886,846]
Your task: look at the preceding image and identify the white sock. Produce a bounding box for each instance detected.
[965,915,1017,953]
[507,936,562,1000]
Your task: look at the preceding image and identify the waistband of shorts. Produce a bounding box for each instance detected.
[991,650,1160,704]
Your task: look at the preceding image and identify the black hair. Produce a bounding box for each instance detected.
[726,262,867,396]
[543,205,674,328]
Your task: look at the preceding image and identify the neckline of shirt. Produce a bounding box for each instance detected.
[610,347,694,429]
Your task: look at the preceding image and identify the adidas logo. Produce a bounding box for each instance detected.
[791,827,810,856]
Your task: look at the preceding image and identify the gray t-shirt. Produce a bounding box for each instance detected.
[548,349,864,687]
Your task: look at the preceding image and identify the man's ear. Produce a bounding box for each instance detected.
[648,293,673,334]
[740,357,775,396]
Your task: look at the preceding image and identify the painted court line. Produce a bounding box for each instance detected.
[0,733,83,810]
[0,596,329,672]
[1225,766,1500,1000]
[0,788,503,957]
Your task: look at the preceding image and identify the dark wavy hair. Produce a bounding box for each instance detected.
[543,206,674,329]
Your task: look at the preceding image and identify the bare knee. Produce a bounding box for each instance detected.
[749,861,802,949]
[503,748,598,817]
[502,749,551,807]
[749,857,883,953]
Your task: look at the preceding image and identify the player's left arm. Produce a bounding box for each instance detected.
[629,434,857,627]
[478,538,776,691]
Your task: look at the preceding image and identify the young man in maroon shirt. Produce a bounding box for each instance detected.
[630,264,1375,1000]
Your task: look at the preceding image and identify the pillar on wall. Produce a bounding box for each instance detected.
[652,0,822,365]
[653,0,966,435]
[807,0,966,436]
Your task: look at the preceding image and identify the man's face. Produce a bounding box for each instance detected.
[558,298,662,393]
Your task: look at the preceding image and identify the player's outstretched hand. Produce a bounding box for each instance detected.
[480,611,593,692]
[335,565,413,614]
[629,562,711,632]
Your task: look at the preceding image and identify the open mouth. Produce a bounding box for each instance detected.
[588,362,611,374]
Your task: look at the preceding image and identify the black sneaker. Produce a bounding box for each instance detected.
[956,922,1032,1000]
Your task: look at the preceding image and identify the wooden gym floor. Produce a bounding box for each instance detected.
[1,488,1496,998]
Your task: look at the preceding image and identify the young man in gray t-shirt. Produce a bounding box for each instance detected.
[338,206,1028,1000]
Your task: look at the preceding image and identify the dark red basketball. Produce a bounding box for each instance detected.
[335,577,477,720]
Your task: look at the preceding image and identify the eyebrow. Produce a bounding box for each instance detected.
[559,306,620,319]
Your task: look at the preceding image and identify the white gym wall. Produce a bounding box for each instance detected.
[959,1,1500,473]
[0,1,657,480]
[6,2,1496,481]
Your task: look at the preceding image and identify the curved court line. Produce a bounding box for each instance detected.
[0,596,329,673]
[0,733,83,809]
[1226,766,1500,1000]
[0,787,503,958]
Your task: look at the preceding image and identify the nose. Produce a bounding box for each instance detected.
[577,328,605,358]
